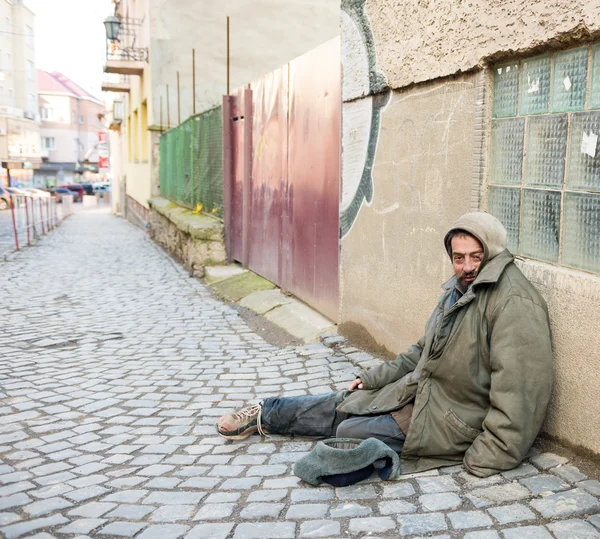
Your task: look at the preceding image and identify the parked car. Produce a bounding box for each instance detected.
[0,186,11,210]
[5,187,31,197]
[80,183,94,196]
[22,187,51,197]
[93,184,111,198]
[54,187,78,203]
[61,184,85,201]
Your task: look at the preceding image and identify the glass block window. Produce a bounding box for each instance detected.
[489,45,600,275]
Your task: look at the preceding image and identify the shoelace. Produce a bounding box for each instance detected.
[234,403,268,436]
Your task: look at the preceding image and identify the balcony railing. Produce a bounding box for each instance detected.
[103,17,148,76]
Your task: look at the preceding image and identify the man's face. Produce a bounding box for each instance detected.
[451,234,484,292]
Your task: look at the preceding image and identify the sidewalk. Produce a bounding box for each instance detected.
[0,208,599,539]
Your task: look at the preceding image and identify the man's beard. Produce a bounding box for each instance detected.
[457,271,477,293]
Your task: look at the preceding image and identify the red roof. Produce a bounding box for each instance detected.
[37,70,101,102]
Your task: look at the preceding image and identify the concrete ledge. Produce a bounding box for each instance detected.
[209,271,276,302]
[148,196,226,278]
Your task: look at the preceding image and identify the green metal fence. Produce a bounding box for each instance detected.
[159,106,223,217]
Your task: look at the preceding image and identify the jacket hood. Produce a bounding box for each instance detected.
[444,212,508,263]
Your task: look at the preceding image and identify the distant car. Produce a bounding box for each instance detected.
[94,184,110,198]
[80,183,94,196]
[0,186,11,210]
[22,188,51,197]
[54,187,78,203]
[5,187,31,197]
[61,184,85,201]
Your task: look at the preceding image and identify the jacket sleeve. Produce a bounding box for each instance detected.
[358,337,425,390]
[464,295,553,477]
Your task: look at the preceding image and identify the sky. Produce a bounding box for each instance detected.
[25,0,114,99]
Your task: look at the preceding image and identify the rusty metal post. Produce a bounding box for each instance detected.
[226,16,230,95]
[10,197,19,250]
[192,49,196,115]
[166,84,170,129]
[24,196,31,244]
[177,71,181,125]
[222,95,233,263]
[242,86,252,269]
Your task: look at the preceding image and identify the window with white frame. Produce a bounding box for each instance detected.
[42,137,55,150]
[489,45,600,275]
[40,107,54,120]
[27,60,34,80]
[26,26,33,47]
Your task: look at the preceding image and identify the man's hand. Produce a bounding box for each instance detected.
[348,378,364,391]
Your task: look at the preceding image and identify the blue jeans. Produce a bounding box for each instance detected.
[261,391,406,453]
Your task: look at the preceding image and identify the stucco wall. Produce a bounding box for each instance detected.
[340,74,477,355]
[365,0,600,91]
[149,0,340,122]
[516,260,600,454]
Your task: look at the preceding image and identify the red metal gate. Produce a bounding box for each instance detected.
[223,38,340,321]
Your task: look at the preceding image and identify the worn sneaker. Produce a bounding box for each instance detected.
[216,403,267,440]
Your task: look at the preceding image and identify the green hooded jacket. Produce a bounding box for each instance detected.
[337,212,553,477]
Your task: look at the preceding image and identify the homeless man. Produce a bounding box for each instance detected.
[217,212,553,477]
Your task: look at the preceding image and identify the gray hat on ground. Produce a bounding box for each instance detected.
[293,437,401,487]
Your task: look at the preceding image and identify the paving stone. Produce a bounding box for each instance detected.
[397,513,448,535]
[348,517,395,533]
[502,525,554,538]
[105,504,155,519]
[64,485,111,502]
[420,492,462,511]
[150,505,195,522]
[590,514,600,530]
[0,512,20,525]
[299,519,340,538]
[464,532,500,539]
[1,514,69,539]
[102,489,148,503]
[530,452,569,470]
[547,519,600,538]
[487,503,536,524]
[193,503,236,520]
[233,522,295,539]
[382,482,415,498]
[241,502,285,519]
[329,502,372,518]
[577,480,600,496]
[136,524,190,539]
[249,489,289,502]
[186,523,234,539]
[23,496,73,517]
[501,464,539,480]
[551,465,588,483]
[335,484,377,500]
[56,518,106,535]
[68,502,117,518]
[203,492,241,503]
[417,476,460,493]
[285,503,328,519]
[520,473,570,494]
[471,483,530,502]
[0,493,32,511]
[448,510,493,529]
[98,521,147,537]
[376,499,415,515]
[143,492,206,505]
[530,488,600,518]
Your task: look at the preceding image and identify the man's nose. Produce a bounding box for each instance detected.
[464,258,475,272]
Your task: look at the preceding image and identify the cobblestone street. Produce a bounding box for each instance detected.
[1,208,600,539]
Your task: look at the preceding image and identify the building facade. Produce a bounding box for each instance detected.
[35,70,104,186]
[339,0,600,456]
[0,0,40,186]
[102,0,339,221]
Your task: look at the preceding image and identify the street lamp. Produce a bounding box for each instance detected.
[104,15,121,41]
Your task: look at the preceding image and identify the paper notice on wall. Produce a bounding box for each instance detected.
[564,76,572,91]
[581,131,598,158]
[527,74,540,94]
[506,66,511,72]
[497,68,503,75]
